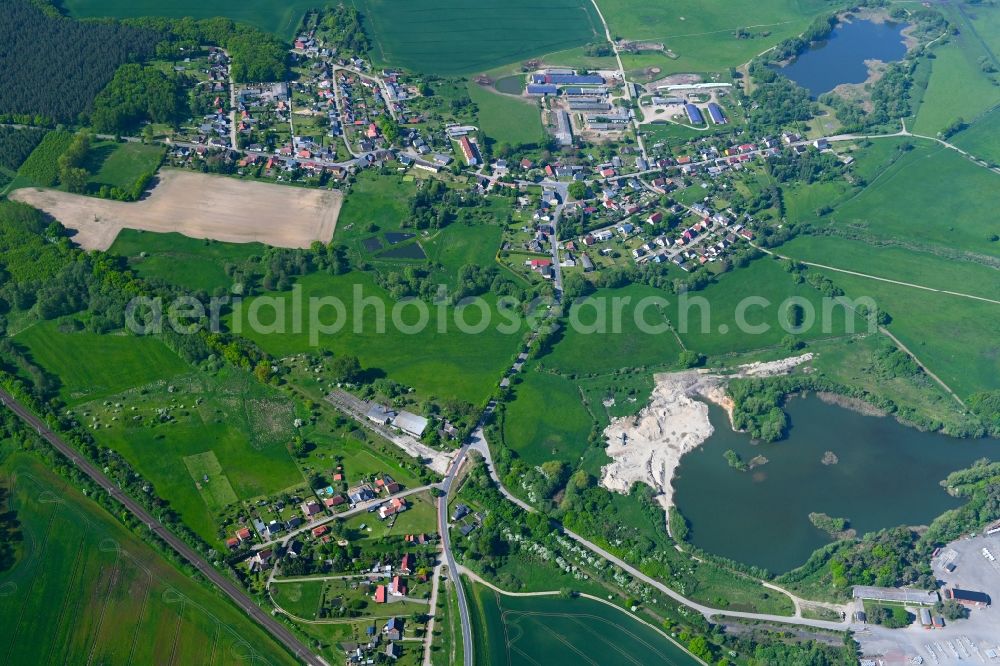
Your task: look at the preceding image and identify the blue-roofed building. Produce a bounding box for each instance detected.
[532,72,605,86]
[685,103,704,125]
[707,103,727,125]
[527,83,558,96]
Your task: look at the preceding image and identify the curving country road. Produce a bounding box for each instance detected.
[437,437,476,666]
[0,389,329,666]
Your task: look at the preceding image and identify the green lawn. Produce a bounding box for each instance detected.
[502,367,593,467]
[63,0,311,39]
[0,453,298,665]
[467,82,543,146]
[86,141,165,190]
[599,0,839,74]
[182,451,240,512]
[546,285,685,375]
[824,138,1000,258]
[232,271,521,405]
[109,230,266,293]
[468,583,699,666]
[13,320,191,405]
[354,0,602,74]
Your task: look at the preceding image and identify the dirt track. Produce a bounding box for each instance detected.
[10,169,342,250]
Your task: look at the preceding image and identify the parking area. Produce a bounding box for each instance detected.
[854,533,1000,664]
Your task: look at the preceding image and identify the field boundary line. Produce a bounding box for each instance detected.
[461,567,709,665]
[757,245,1000,305]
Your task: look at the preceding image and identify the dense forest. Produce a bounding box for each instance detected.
[90,64,187,133]
[0,127,48,172]
[0,1,161,123]
[317,4,370,55]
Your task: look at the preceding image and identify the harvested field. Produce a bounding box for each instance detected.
[10,169,342,250]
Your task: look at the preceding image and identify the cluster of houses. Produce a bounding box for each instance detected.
[341,615,408,663]
[451,503,484,537]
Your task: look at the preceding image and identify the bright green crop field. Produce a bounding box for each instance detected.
[469,583,699,666]
[599,0,840,74]
[63,0,311,39]
[0,452,297,666]
[354,0,602,74]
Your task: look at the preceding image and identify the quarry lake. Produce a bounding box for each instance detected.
[672,396,1000,573]
[774,19,908,96]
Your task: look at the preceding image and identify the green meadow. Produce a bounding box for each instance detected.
[467,82,544,147]
[826,138,1000,258]
[232,271,522,405]
[667,257,861,357]
[547,285,685,375]
[502,367,593,468]
[13,320,191,406]
[776,235,1000,301]
[599,0,839,73]
[912,4,1000,136]
[354,0,601,74]
[0,453,297,665]
[109,230,266,293]
[468,583,699,666]
[33,356,305,544]
[85,141,165,190]
[63,0,311,39]
[951,105,1000,165]
[819,272,1000,400]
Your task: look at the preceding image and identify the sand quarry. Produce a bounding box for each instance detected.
[601,354,814,519]
[11,169,343,250]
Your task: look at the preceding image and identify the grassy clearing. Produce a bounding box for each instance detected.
[86,141,164,190]
[109,230,265,293]
[502,368,593,468]
[354,0,601,75]
[951,105,1000,165]
[0,453,297,665]
[776,235,1000,300]
[823,138,1000,258]
[13,320,190,406]
[599,0,838,74]
[545,285,685,375]
[910,27,1000,136]
[63,0,310,39]
[467,82,543,146]
[668,257,861,356]
[232,271,521,404]
[468,583,699,666]
[825,272,1000,399]
[71,368,304,544]
[181,451,240,512]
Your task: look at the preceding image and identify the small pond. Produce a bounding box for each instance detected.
[773,19,908,97]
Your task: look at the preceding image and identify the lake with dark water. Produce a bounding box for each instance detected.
[773,19,908,97]
[672,396,1000,573]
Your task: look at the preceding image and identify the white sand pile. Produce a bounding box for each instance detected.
[599,354,813,517]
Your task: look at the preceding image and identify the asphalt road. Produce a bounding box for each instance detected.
[437,438,475,666]
[0,389,329,666]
